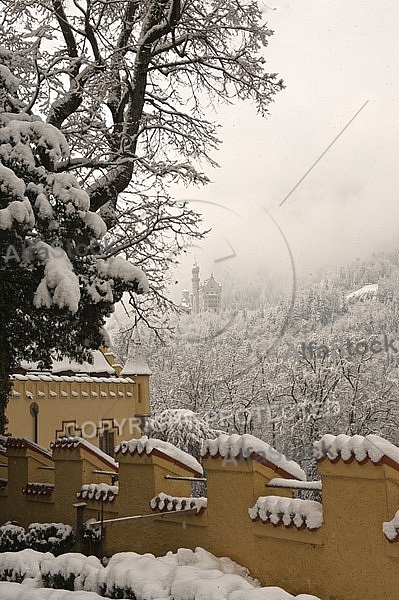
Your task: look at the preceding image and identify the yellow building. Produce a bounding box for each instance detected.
[6,335,151,455]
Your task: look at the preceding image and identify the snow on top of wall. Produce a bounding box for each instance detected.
[202,434,306,481]
[313,433,399,466]
[249,496,323,530]
[115,436,203,475]
[77,483,118,503]
[50,437,117,469]
[22,483,54,496]
[6,437,52,459]
[150,492,207,514]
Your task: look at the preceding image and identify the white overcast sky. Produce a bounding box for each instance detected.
[169,0,399,300]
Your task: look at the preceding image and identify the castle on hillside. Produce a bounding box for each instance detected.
[181,264,222,314]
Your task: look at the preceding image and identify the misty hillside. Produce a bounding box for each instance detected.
[111,247,399,475]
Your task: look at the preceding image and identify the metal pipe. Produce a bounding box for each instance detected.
[164,475,207,482]
[89,508,196,528]
[266,482,322,491]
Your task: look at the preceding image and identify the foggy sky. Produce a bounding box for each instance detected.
[170,0,399,300]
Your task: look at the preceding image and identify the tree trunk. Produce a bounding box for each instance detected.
[0,342,12,435]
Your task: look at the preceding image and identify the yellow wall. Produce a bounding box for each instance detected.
[7,372,150,450]
[2,437,399,600]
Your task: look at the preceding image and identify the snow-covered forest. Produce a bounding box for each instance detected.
[112,247,399,476]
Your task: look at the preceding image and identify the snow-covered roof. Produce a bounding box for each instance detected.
[202,434,306,481]
[6,437,52,459]
[150,492,207,514]
[249,496,323,530]
[12,374,133,384]
[50,436,118,469]
[314,433,399,468]
[120,327,152,376]
[22,482,54,496]
[121,356,152,376]
[201,273,221,290]
[77,483,119,503]
[115,436,203,476]
[346,283,378,303]
[19,349,116,375]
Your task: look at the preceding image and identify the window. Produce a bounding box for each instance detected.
[64,424,75,437]
[99,429,115,457]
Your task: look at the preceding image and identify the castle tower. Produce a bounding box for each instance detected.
[191,263,200,314]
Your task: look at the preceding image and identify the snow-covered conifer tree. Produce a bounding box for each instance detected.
[0,48,148,432]
[145,409,222,461]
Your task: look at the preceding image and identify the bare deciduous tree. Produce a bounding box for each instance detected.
[1,0,282,318]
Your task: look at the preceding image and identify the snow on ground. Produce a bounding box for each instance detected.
[0,548,321,599]
[0,582,319,600]
[0,581,102,599]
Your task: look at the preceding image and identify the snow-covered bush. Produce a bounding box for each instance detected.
[25,523,75,556]
[40,553,102,593]
[0,548,321,599]
[0,523,26,553]
[0,522,74,557]
[145,409,222,496]
[145,409,222,461]
[0,548,52,583]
